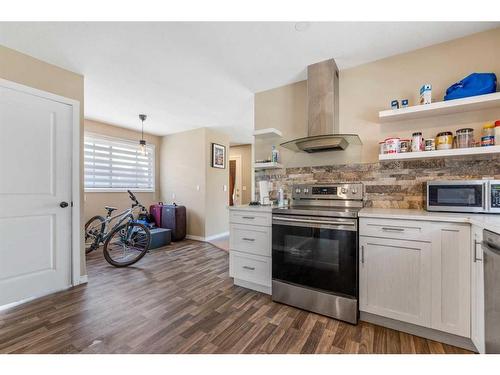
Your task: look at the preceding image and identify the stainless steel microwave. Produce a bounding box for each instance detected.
[426,180,500,214]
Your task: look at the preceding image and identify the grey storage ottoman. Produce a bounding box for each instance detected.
[149,228,172,249]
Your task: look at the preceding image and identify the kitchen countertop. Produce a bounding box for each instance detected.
[359,207,500,234]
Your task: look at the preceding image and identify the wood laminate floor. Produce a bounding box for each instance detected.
[0,240,472,354]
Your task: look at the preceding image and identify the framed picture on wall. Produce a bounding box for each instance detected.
[211,143,226,169]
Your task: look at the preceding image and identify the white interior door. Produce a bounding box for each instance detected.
[0,85,73,306]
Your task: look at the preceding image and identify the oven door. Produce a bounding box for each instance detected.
[427,181,486,213]
[272,215,358,298]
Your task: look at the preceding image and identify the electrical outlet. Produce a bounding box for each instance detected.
[242,186,247,191]
[196,185,200,191]
[223,185,227,192]
[172,193,176,199]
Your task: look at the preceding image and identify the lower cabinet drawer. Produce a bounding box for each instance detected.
[230,210,271,227]
[229,250,271,288]
[360,218,431,242]
[229,224,271,256]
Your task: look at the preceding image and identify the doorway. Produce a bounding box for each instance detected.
[229,155,242,206]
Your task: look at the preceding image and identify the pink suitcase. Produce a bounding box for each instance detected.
[149,202,164,227]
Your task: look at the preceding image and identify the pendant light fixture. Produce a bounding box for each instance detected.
[138,114,147,156]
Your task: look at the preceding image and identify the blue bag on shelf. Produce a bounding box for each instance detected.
[444,73,497,101]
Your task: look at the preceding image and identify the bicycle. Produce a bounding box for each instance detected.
[84,190,151,267]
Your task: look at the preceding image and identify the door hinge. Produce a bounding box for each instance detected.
[71,201,74,207]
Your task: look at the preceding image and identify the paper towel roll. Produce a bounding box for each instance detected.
[259,180,270,205]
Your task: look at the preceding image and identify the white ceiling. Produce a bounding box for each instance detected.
[0,22,498,143]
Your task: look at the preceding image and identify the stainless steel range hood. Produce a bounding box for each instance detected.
[280,59,362,153]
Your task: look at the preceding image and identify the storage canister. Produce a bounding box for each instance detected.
[385,137,401,154]
[379,141,386,155]
[494,120,500,145]
[400,139,411,153]
[424,138,435,151]
[411,132,424,152]
[481,136,495,147]
[456,128,474,148]
[483,123,495,137]
[435,131,453,150]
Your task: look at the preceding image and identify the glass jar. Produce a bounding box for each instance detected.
[436,131,453,150]
[411,132,424,152]
[456,128,474,148]
[483,123,495,137]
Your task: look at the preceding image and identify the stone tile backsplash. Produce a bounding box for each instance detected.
[255,155,500,209]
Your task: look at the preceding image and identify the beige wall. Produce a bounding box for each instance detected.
[229,144,252,204]
[205,128,230,238]
[255,27,500,167]
[160,127,229,239]
[160,128,206,237]
[0,44,86,276]
[84,119,161,223]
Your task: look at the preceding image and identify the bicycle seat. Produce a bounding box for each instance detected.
[105,206,118,213]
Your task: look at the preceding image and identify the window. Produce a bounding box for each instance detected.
[84,133,155,192]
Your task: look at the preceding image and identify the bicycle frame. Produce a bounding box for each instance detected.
[87,205,144,245]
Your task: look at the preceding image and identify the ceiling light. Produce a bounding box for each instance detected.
[138,114,147,156]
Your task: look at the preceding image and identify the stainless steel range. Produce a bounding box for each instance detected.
[272,183,363,324]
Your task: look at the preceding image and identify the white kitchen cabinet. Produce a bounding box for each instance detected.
[359,236,432,327]
[360,217,472,338]
[430,223,471,337]
[228,207,272,295]
[471,225,485,353]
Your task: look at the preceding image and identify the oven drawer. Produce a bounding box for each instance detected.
[360,218,431,242]
[230,250,271,287]
[230,210,271,227]
[230,224,271,257]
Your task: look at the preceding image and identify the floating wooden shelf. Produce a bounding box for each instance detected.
[253,162,284,170]
[379,92,500,123]
[253,128,283,139]
[379,145,500,161]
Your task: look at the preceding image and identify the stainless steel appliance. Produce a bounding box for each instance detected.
[272,183,363,324]
[426,180,500,213]
[482,229,500,353]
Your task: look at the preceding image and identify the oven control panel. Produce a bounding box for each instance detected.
[292,183,363,200]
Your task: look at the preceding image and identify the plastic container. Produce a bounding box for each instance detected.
[400,139,411,153]
[384,137,401,154]
[424,138,435,151]
[436,132,453,150]
[379,141,386,155]
[456,128,474,148]
[271,145,279,163]
[411,132,424,152]
[482,135,495,147]
[495,120,500,145]
[482,123,495,137]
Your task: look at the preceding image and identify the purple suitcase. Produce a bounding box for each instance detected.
[160,204,186,241]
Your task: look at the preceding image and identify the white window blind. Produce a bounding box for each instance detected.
[84,133,155,192]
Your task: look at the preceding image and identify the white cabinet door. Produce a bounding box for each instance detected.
[430,223,471,337]
[359,236,432,327]
[471,225,485,353]
[0,84,73,306]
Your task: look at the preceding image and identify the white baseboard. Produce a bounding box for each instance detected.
[186,234,205,241]
[79,275,89,284]
[205,231,229,242]
[186,232,229,242]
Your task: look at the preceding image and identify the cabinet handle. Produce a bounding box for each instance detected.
[381,227,405,232]
[474,240,482,262]
[361,245,365,264]
[242,237,255,242]
[242,216,255,220]
[242,265,255,271]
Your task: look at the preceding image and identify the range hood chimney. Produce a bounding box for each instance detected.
[280,58,362,153]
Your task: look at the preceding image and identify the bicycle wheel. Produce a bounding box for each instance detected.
[103,222,151,267]
[85,215,105,254]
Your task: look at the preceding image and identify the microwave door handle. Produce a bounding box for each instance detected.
[484,182,487,211]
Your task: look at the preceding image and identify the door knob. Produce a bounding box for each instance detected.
[60,201,69,208]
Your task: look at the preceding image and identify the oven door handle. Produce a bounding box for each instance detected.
[272,216,356,227]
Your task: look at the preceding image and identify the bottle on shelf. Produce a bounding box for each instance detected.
[271,145,279,163]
